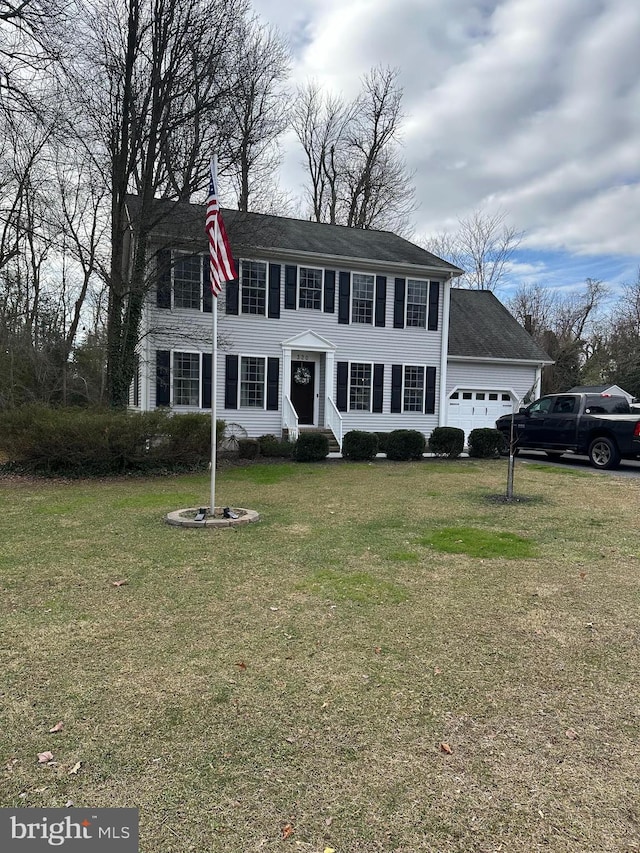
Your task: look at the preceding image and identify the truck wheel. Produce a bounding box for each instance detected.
[588,437,620,469]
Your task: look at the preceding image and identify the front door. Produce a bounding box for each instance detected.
[290,361,315,425]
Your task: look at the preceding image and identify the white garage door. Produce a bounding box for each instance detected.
[448,390,513,437]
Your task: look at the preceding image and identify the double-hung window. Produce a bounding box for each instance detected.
[173,254,202,310]
[174,352,200,406]
[240,356,265,408]
[403,365,425,412]
[406,279,428,328]
[351,273,374,324]
[241,260,267,315]
[349,362,372,411]
[299,266,322,310]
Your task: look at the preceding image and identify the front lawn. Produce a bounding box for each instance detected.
[1,460,638,852]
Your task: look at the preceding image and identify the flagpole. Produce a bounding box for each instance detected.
[210,292,217,515]
[210,156,219,516]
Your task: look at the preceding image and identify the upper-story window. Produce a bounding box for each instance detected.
[173,254,202,310]
[241,260,266,315]
[352,273,374,324]
[299,267,323,310]
[406,280,428,328]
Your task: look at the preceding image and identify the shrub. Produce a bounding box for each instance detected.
[257,434,294,458]
[385,429,426,461]
[0,405,224,476]
[428,426,465,458]
[374,432,391,454]
[342,430,379,461]
[293,431,329,462]
[468,428,504,458]
[238,438,260,459]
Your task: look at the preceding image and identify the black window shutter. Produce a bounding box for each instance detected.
[425,366,436,414]
[202,353,212,408]
[375,276,386,327]
[157,250,171,309]
[202,256,212,313]
[338,272,350,324]
[284,265,297,310]
[225,354,238,409]
[268,264,281,318]
[156,350,171,406]
[226,277,239,315]
[394,278,405,328]
[428,281,440,331]
[391,364,402,413]
[373,364,384,412]
[324,269,335,313]
[337,361,348,412]
[266,357,279,410]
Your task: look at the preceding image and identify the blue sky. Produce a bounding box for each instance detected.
[251,0,640,300]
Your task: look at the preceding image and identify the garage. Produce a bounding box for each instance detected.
[447,390,513,438]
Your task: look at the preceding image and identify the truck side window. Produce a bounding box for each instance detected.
[552,396,576,414]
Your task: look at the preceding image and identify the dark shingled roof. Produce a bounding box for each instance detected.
[448,289,552,362]
[125,195,462,273]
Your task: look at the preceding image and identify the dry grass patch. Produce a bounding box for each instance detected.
[1,460,639,852]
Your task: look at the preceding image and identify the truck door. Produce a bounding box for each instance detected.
[517,396,553,447]
[544,395,578,447]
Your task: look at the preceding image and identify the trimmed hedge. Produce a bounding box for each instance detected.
[375,432,391,454]
[257,434,294,458]
[468,427,504,458]
[385,429,426,461]
[238,438,260,459]
[0,405,225,476]
[429,426,465,458]
[293,431,329,462]
[342,430,379,461]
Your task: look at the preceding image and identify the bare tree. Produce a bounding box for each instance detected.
[220,18,290,212]
[67,0,249,407]
[293,66,415,232]
[424,210,523,291]
[292,82,353,224]
[507,278,607,393]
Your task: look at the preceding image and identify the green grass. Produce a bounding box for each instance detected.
[1,459,639,852]
[420,526,537,558]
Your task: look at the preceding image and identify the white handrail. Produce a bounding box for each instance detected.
[326,397,343,450]
[283,396,299,442]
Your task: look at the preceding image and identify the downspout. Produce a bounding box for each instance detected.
[438,274,453,426]
[534,364,542,399]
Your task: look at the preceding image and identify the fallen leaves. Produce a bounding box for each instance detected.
[112,579,128,587]
[68,761,82,775]
[235,660,247,670]
[37,752,54,764]
[433,666,442,675]
[440,742,453,755]
[6,758,18,772]
[281,823,294,839]
[565,728,579,740]
[49,721,64,733]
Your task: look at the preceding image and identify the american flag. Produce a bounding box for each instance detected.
[205,158,236,296]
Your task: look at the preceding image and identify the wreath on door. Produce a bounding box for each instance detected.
[294,365,311,385]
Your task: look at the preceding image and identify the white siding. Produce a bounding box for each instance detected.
[144,259,446,439]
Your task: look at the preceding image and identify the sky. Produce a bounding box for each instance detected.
[250,0,640,301]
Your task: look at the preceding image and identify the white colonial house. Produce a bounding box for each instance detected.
[126,197,551,447]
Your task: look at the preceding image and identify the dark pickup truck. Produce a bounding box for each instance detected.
[495,392,640,469]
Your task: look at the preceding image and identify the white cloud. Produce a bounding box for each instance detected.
[252,0,640,271]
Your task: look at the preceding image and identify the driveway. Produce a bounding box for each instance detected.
[516,450,640,478]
